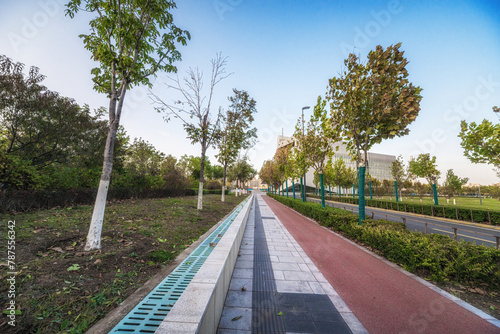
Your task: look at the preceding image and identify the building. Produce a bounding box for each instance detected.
[248,176,266,190]
[276,135,396,189]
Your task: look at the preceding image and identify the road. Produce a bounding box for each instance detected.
[304,197,500,249]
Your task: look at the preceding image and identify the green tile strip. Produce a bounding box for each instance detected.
[110,197,249,333]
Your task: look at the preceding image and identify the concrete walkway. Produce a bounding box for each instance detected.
[217,193,366,333]
[262,194,500,334]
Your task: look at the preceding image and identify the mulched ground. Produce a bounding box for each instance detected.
[0,194,245,333]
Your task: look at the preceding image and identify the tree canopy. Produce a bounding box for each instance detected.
[0,55,113,190]
[217,89,257,200]
[294,96,338,174]
[409,153,440,185]
[459,119,500,176]
[327,43,422,168]
[152,53,229,209]
[444,169,469,197]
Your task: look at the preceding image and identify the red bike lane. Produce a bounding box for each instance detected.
[263,195,499,334]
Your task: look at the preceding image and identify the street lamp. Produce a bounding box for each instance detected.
[302,106,310,200]
[493,106,499,120]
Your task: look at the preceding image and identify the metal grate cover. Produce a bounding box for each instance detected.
[110,197,249,333]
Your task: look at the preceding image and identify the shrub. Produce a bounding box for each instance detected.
[0,188,196,213]
[204,180,222,190]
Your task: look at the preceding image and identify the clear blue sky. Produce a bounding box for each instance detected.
[1,0,500,184]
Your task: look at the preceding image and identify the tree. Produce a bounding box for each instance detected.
[443,169,468,203]
[0,55,113,190]
[125,138,165,177]
[329,157,352,197]
[287,146,307,198]
[391,155,411,201]
[217,89,257,201]
[409,153,441,205]
[177,155,211,186]
[327,43,422,223]
[209,165,224,181]
[152,53,229,210]
[273,146,288,195]
[294,96,338,207]
[228,155,256,191]
[459,119,500,177]
[160,155,188,189]
[367,175,381,198]
[275,144,293,196]
[344,164,358,196]
[66,0,189,250]
[258,160,274,189]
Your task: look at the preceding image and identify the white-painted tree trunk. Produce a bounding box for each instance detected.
[85,179,110,250]
[198,182,203,210]
[453,198,456,205]
[221,164,227,202]
[85,91,123,251]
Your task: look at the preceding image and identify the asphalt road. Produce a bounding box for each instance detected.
[305,197,500,249]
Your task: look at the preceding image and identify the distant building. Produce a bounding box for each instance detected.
[276,135,396,189]
[248,177,265,190]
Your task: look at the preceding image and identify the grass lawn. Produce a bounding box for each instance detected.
[0,194,245,333]
[369,195,500,211]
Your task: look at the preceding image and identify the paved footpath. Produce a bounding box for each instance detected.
[260,194,500,334]
[217,193,366,333]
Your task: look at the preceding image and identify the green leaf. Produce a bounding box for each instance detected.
[67,264,80,271]
[231,315,243,321]
[3,310,22,315]
[277,311,283,316]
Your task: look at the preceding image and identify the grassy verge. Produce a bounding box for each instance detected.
[369,195,500,211]
[307,194,500,225]
[0,194,245,333]
[269,194,500,318]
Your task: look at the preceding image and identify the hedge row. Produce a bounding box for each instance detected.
[269,194,500,290]
[192,189,230,195]
[306,194,500,225]
[0,188,196,213]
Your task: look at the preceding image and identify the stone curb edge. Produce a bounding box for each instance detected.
[156,194,255,333]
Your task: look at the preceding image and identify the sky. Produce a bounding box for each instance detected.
[1,0,500,185]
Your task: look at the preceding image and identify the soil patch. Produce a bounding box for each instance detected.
[0,194,245,333]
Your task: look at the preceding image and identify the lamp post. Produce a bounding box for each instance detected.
[301,106,310,200]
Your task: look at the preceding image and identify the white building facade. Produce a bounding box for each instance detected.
[276,135,395,189]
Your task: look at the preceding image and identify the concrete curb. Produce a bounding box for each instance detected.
[156,194,255,333]
[86,199,247,334]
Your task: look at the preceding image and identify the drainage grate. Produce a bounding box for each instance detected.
[110,197,250,333]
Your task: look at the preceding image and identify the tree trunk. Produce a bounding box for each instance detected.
[85,87,125,251]
[221,164,227,202]
[198,144,207,210]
